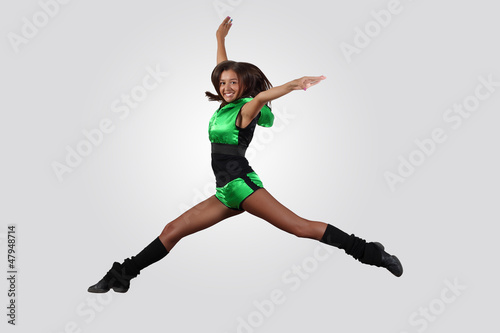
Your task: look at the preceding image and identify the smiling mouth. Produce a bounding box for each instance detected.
[224,92,235,98]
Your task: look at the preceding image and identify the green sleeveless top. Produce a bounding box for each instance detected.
[208,97,274,146]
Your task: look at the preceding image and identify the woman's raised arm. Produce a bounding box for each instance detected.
[216,16,232,65]
[238,76,327,128]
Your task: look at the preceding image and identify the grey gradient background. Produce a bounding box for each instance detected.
[1,0,499,332]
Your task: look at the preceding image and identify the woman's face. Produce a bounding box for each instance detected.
[219,69,242,103]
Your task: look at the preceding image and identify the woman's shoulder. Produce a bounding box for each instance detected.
[231,97,254,106]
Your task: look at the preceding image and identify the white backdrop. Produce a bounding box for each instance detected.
[1,0,499,332]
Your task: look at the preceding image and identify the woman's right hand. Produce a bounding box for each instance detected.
[216,16,233,40]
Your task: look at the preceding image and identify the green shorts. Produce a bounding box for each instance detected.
[215,171,263,210]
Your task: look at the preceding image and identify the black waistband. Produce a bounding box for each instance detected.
[211,143,247,156]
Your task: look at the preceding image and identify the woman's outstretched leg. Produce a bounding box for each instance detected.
[158,195,243,251]
[240,189,403,277]
[88,196,243,293]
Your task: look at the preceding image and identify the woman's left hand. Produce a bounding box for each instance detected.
[292,76,327,91]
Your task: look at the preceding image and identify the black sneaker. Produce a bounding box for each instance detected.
[373,242,403,277]
[88,262,130,293]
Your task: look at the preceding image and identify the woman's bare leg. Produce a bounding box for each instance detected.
[159,195,244,251]
[240,188,327,240]
[240,188,403,276]
[88,195,243,293]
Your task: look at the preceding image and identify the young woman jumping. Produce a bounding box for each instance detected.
[88,17,402,294]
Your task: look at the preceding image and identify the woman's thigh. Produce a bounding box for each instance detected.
[241,189,327,240]
[160,195,243,250]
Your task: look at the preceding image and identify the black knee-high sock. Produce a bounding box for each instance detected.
[320,224,382,266]
[121,237,169,276]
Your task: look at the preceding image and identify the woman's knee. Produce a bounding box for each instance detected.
[159,220,184,246]
[290,218,316,239]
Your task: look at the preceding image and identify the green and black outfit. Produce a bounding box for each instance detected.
[88,97,402,293]
[209,97,274,210]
